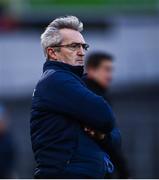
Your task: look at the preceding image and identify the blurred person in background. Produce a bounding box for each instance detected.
[0,103,16,178]
[30,15,116,178]
[82,52,130,178]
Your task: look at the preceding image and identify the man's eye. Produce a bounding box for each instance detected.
[70,44,78,48]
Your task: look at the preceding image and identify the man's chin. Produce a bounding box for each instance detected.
[76,60,84,66]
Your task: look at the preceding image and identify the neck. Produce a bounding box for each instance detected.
[44,59,84,77]
[82,74,107,96]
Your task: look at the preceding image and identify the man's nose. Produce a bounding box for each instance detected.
[77,46,85,56]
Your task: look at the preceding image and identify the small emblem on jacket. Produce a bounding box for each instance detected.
[32,88,36,97]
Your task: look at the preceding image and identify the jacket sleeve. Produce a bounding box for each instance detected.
[99,128,130,178]
[37,71,115,133]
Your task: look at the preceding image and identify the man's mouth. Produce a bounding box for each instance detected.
[76,59,84,62]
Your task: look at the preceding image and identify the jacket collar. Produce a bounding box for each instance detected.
[43,59,84,77]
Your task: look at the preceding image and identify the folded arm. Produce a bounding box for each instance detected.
[38,71,115,133]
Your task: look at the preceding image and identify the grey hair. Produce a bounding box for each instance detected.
[40,15,83,57]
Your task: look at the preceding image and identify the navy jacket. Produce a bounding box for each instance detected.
[30,60,116,178]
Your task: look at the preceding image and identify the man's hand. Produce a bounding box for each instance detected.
[84,127,106,140]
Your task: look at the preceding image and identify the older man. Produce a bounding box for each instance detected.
[30,16,115,179]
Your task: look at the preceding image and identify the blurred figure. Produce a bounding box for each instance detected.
[0,103,16,178]
[83,52,130,178]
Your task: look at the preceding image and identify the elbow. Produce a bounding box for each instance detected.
[104,114,115,132]
[99,107,116,133]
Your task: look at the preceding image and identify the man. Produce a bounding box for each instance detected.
[0,104,16,178]
[83,52,130,178]
[30,16,116,178]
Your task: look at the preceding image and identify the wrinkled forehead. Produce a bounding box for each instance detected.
[59,28,86,44]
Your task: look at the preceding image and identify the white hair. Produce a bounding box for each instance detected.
[40,15,83,57]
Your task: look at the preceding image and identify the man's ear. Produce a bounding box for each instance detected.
[47,47,58,60]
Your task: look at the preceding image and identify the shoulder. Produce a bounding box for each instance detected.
[37,69,84,89]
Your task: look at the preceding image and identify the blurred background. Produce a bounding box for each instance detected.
[0,0,159,178]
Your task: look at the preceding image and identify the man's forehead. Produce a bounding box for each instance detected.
[59,28,85,43]
[100,60,113,66]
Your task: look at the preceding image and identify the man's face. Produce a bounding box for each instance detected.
[87,60,113,88]
[48,28,86,66]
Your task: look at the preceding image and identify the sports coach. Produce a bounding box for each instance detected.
[30,16,116,179]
